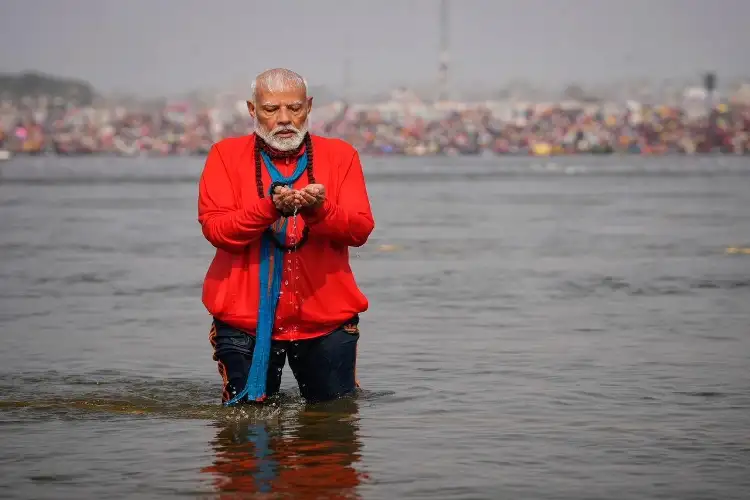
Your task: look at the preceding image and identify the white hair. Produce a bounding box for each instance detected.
[250,68,308,105]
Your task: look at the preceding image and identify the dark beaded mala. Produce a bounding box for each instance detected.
[255,133,315,251]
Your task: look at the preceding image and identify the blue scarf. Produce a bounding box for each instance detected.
[224,149,309,406]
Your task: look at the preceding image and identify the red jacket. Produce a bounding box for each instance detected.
[198,134,374,341]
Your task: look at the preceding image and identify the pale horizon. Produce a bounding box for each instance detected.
[2,0,749,98]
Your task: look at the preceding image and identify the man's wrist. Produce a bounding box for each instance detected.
[301,199,330,224]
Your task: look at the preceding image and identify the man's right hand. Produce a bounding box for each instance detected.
[272,187,299,214]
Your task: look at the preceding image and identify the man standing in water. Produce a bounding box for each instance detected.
[198,68,374,405]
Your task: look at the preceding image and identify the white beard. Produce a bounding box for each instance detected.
[254,119,308,151]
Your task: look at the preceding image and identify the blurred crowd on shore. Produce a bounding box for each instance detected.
[1,93,749,158]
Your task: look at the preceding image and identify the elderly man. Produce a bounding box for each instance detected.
[198,68,374,405]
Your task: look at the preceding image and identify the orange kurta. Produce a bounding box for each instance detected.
[198,134,374,341]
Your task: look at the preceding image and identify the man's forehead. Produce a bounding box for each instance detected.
[260,98,305,106]
[256,87,307,105]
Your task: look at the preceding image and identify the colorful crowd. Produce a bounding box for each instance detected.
[1,97,748,158]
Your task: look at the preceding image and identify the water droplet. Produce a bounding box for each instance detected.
[284,280,288,286]
[277,367,282,372]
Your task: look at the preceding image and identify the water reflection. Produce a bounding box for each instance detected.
[202,398,366,499]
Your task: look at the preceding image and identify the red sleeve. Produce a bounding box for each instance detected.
[198,144,279,253]
[301,149,375,247]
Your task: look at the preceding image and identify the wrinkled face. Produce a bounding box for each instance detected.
[248,86,313,151]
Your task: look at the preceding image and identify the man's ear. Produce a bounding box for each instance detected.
[246,100,256,119]
[307,96,314,114]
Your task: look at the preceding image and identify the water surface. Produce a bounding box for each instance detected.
[1,155,749,499]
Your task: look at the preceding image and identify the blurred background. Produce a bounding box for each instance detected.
[1,1,749,499]
[1,0,749,158]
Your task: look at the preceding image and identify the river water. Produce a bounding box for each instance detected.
[1,155,749,499]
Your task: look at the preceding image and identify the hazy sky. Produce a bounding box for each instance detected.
[1,0,748,96]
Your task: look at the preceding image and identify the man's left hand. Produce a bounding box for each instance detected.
[297,184,325,210]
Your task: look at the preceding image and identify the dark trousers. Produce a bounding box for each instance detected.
[209,317,360,404]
